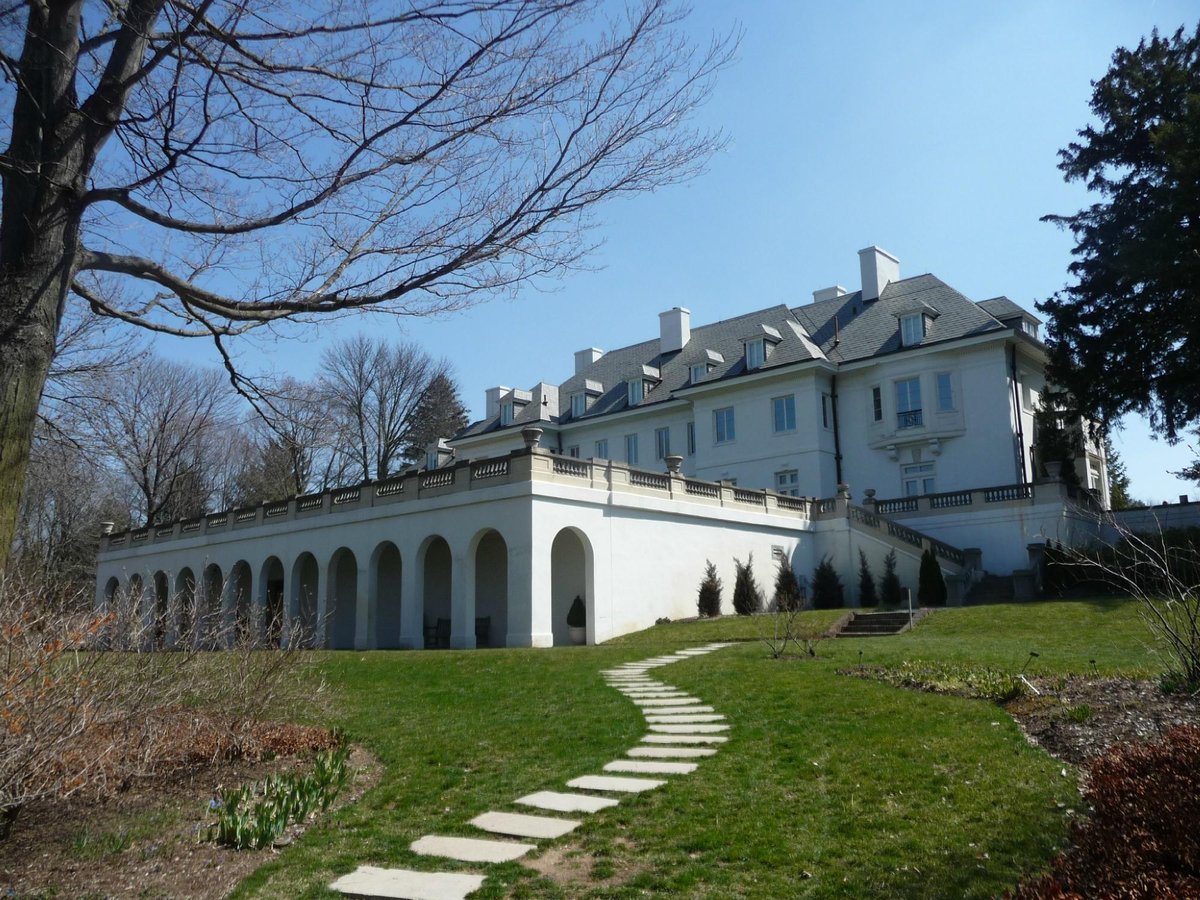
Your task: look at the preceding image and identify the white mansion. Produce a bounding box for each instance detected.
[95,247,1106,650]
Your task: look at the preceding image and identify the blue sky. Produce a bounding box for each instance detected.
[163,1,1198,504]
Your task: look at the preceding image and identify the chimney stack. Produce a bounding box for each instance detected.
[659,307,691,354]
[574,348,604,374]
[858,246,900,302]
[812,285,848,304]
[485,386,509,419]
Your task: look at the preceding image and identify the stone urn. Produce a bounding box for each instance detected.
[521,425,544,450]
[665,454,684,474]
[1043,460,1063,481]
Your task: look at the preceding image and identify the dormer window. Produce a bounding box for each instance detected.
[745,338,766,369]
[628,379,644,405]
[900,313,925,347]
[499,402,515,426]
[570,392,587,418]
[690,363,711,384]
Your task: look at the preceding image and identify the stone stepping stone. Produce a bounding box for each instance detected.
[627,746,717,759]
[641,705,714,715]
[645,713,725,723]
[567,774,665,793]
[631,697,703,706]
[470,811,580,840]
[514,791,619,813]
[330,865,484,900]
[642,734,727,744]
[649,723,729,733]
[619,690,686,697]
[604,759,698,775]
[411,835,534,864]
[675,649,711,655]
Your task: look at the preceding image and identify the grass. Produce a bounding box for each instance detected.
[232,597,1159,898]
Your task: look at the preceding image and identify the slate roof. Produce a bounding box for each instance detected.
[978,296,1041,323]
[456,274,1032,439]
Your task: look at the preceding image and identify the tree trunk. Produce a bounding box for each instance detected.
[0,252,74,573]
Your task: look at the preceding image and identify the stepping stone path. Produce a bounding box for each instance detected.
[331,642,734,899]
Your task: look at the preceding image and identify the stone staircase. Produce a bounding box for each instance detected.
[837,610,916,637]
[964,574,1015,605]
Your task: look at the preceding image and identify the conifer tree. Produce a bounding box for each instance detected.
[918,548,948,607]
[811,556,844,610]
[697,560,723,618]
[880,550,903,609]
[773,556,803,612]
[732,554,763,616]
[858,549,879,608]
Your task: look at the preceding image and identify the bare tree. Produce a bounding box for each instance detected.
[82,356,237,525]
[0,0,736,570]
[320,335,449,482]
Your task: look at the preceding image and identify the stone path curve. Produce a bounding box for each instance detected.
[330,642,734,900]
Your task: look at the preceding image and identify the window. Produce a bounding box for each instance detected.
[425,451,438,470]
[821,393,832,429]
[936,372,954,411]
[627,380,644,405]
[772,395,796,433]
[686,421,695,456]
[745,338,765,369]
[895,377,922,428]
[499,402,514,426]
[624,433,639,465]
[595,439,608,458]
[567,445,580,458]
[570,393,586,417]
[775,469,799,497]
[690,363,708,384]
[655,427,671,460]
[714,407,735,443]
[902,462,935,497]
[900,313,924,346]
[872,386,883,422]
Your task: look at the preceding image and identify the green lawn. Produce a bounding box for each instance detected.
[234,598,1159,898]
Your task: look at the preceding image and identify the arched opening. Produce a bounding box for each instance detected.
[229,561,253,645]
[422,536,452,649]
[153,571,170,649]
[260,557,285,648]
[473,530,508,648]
[371,542,403,649]
[175,568,196,647]
[551,528,591,646]
[103,576,120,608]
[290,553,319,648]
[328,548,358,649]
[201,563,223,647]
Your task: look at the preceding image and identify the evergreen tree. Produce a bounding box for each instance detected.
[773,556,803,612]
[697,560,723,618]
[1103,435,1135,510]
[858,549,879,607]
[403,372,470,464]
[880,550,903,609]
[918,548,947,607]
[811,556,844,610]
[732,554,763,616]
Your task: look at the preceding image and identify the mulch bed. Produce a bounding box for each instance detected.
[0,718,379,900]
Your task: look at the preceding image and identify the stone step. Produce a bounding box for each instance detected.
[604,759,698,775]
[567,774,665,793]
[514,791,619,813]
[627,746,717,759]
[411,835,534,864]
[641,705,714,715]
[631,697,704,706]
[649,723,729,733]
[641,733,728,744]
[645,713,725,723]
[469,811,580,840]
[330,865,485,900]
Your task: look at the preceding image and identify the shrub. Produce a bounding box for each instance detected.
[566,595,586,628]
[811,556,844,609]
[732,554,763,616]
[857,549,878,607]
[697,560,723,618]
[1011,725,1200,898]
[879,550,903,609]
[917,548,947,606]
[773,556,804,612]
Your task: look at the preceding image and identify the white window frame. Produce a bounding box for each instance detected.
[714,407,735,444]
[628,380,644,405]
[655,426,670,460]
[567,445,580,458]
[624,433,639,465]
[775,469,800,497]
[499,402,514,426]
[895,377,922,429]
[902,462,936,497]
[936,371,954,412]
[570,392,587,418]
[900,313,924,347]
[690,363,708,384]
[772,395,796,433]
[745,338,765,369]
[595,438,608,459]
